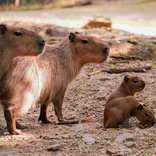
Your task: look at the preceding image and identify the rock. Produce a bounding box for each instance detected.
[29,150,35,153]
[47,144,61,151]
[124,141,136,148]
[82,16,112,31]
[66,115,77,120]
[82,136,96,145]
[62,134,70,139]
[114,133,134,143]
[75,124,83,133]
[106,149,120,154]
[117,151,126,156]
[128,38,138,45]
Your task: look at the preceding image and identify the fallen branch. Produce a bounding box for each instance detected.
[58,119,79,125]
[88,66,151,75]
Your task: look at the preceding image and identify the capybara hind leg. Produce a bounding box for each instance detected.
[38,104,51,123]
[4,110,19,135]
[16,121,27,129]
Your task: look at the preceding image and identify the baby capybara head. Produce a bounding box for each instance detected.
[0,23,45,56]
[124,75,145,93]
[136,104,155,126]
[68,32,109,64]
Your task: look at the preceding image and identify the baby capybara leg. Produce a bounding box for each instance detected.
[105,118,119,128]
[4,109,19,135]
[38,104,51,123]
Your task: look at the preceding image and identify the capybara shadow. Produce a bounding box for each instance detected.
[0,23,45,78]
[0,32,109,134]
[104,96,155,128]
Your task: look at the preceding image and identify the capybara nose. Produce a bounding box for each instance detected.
[142,82,145,88]
[103,46,110,53]
[41,39,45,45]
[152,122,155,126]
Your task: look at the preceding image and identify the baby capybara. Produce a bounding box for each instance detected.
[0,23,45,78]
[105,75,145,106]
[0,32,109,134]
[104,96,155,128]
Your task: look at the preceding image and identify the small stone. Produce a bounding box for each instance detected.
[114,133,134,143]
[62,134,69,139]
[75,124,83,133]
[117,151,125,156]
[124,141,136,148]
[47,144,60,151]
[106,149,120,154]
[56,136,62,140]
[128,38,138,45]
[29,150,35,153]
[82,136,96,145]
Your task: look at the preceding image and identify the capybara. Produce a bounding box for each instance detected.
[105,75,145,106]
[0,23,45,78]
[104,96,155,128]
[0,32,109,134]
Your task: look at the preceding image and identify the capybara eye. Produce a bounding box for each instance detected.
[82,40,88,44]
[14,32,23,36]
[145,113,149,117]
[133,80,138,83]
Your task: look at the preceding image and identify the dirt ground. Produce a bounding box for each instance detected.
[0,1,156,155]
[0,56,156,156]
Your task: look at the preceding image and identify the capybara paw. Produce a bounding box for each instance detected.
[9,129,21,135]
[38,117,51,124]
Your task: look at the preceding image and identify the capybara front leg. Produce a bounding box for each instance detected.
[4,110,19,135]
[38,104,51,124]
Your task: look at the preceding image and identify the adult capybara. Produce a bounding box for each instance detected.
[0,23,45,78]
[0,32,109,134]
[104,96,155,128]
[105,75,145,106]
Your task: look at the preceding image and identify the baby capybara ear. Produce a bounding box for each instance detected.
[138,104,143,110]
[0,23,7,35]
[124,75,129,83]
[69,33,76,42]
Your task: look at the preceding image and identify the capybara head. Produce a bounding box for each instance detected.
[124,75,145,93]
[136,104,155,126]
[0,23,45,56]
[68,32,109,64]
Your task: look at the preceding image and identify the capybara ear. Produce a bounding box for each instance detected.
[124,75,129,83]
[0,23,7,35]
[69,33,76,42]
[138,104,143,110]
[75,32,79,34]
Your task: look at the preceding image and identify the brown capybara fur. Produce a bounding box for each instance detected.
[0,32,109,134]
[0,23,45,78]
[105,75,145,106]
[104,96,155,128]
